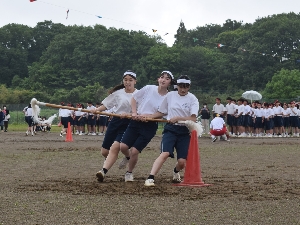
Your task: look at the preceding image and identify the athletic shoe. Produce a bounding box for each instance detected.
[118,157,129,169]
[212,137,217,142]
[96,169,105,182]
[172,172,181,183]
[125,172,134,182]
[91,132,96,136]
[144,179,155,187]
[226,139,230,142]
[59,132,63,137]
[31,132,34,136]
[26,131,29,136]
[98,132,104,136]
[297,133,299,137]
[75,131,79,135]
[78,132,84,135]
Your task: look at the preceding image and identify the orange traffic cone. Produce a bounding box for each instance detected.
[173,130,211,187]
[65,122,73,142]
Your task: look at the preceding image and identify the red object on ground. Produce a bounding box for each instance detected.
[173,130,211,187]
[65,122,73,142]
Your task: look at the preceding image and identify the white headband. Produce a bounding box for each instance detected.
[123,71,136,78]
[161,71,174,79]
[177,79,191,84]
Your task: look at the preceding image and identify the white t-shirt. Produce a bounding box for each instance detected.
[87,105,96,115]
[102,88,138,114]
[23,107,28,116]
[212,104,226,114]
[75,110,82,116]
[59,108,71,117]
[27,108,33,117]
[290,107,298,116]
[210,117,225,130]
[226,103,236,115]
[243,104,251,115]
[282,108,291,116]
[158,91,199,120]
[273,106,283,116]
[134,85,167,114]
[237,105,244,115]
[264,108,272,119]
[254,108,264,117]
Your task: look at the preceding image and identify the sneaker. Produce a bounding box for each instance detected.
[212,137,217,142]
[98,132,104,136]
[96,170,105,182]
[226,139,230,142]
[125,172,134,182]
[118,157,129,169]
[75,131,79,135]
[59,132,63,137]
[91,132,96,136]
[31,132,34,136]
[172,172,181,183]
[144,179,155,187]
[26,131,29,136]
[78,132,84,135]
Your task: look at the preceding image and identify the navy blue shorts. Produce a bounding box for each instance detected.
[243,115,250,127]
[283,117,290,127]
[121,120,158,152]
[61,117,69,128]
[227,115,233,126]
[274,116,283,127]
[233,116,238,126]
[97,116,107,126]
[102,117,130,150]
[270,118,274,129]
[27,117,33,127]
[236,115,244,126]
[265,119,271,130]
[87,115,96,126]
[254,117,263,129]
[68,116,75,126]
[161,124,190,159]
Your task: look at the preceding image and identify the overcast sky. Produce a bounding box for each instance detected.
[1,0,300,46]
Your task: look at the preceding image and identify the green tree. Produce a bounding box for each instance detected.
[263,69,300,99]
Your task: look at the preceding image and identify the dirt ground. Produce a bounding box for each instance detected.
[0,131,299,225]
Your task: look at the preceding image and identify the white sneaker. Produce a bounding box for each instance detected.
[26,131,29,136]
[144,179,155,187]
[59,132,63,137]
[31,132,34,136]
[222,134,227,141]
[91,132,96,136]
[75,131,79,135]
[98,132,104,136]
[297,133,299,137]
[172,172,181,183]
[118,157,129,169]
[125,172,134,182]
[96,170,105,182]
[79,132,84,135]
[212,137,217,142]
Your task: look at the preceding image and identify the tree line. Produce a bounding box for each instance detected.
[1,12,300,104]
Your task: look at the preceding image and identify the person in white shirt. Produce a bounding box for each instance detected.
[282,103,291,137]
[209,113,230,142]
[25,103,34,136]
[86,102,96,135]
[235,99,245,137]
[94,70,138,182]
[120,71,175,183]
[225,97,235,135]
[58,102,72,137]
[242,100,251,136]
[144,75,199,187]
[273,100,284,137]
[263,103,273,137]
[253,102,265,137]
[212,98,226,118]
[289,101,299,136]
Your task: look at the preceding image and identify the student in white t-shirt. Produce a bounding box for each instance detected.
[210,113,230,142]
[144,75,199,187]
[120,71,175,183]
[94,70,138,182]
[282,103,291,137]
[212,98,226,118]
[225,97,235,135]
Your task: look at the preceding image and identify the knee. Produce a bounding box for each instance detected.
[177,159,186,169]
[130,148,140,157]
[101,148,109,158]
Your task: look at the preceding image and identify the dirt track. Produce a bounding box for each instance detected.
[0,132,299,224]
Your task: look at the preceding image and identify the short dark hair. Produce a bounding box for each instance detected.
[216,98,221,101]
[226,97,232,100]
